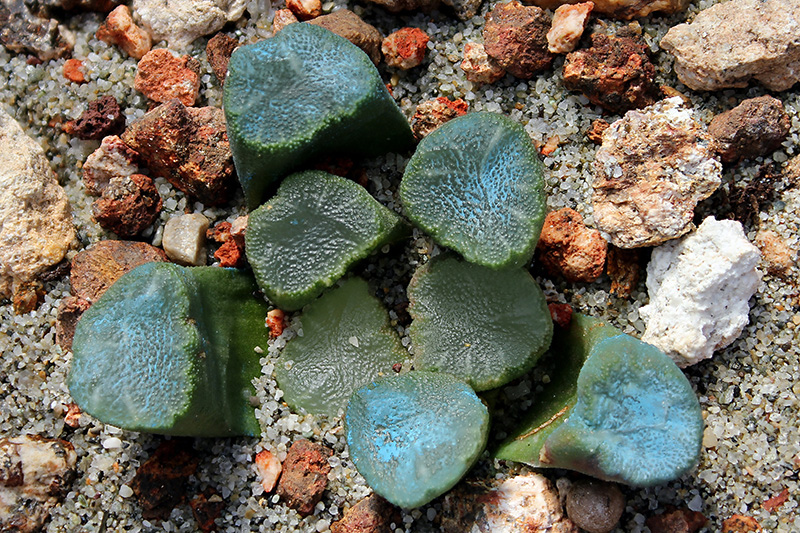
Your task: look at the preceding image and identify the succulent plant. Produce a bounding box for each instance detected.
[495,313,704,487]
[400,112,546,269]
[345,371,490,508]
[68,263,269,437]
[407,255,552,391]
[245,170,409,311]
[224,23,414,208]
[275,277,406,417]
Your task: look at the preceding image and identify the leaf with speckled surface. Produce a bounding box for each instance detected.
[224,23,414,209]
[345,371,489,509]
[495,313,703,487]
[408,255,552,391]
[68,262,269,437]
[245,171,410,312]
[400,112,546,269]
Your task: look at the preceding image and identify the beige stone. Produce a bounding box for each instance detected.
[0,109,76,300]
[460,42,505,85]
[132,0,247,49]
[547,2,593,54]
[661,0,800,91]
[592,97,721,249]
[162,213,210,266]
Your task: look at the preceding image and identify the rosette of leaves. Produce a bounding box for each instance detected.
[246,171,409,311]
[495,313,704,487]
[275,277,407,417]
[68,263,270,437]
[345,371,490,508]
[400,112,546,269]
[224,23,414,208]
[407,255,552,391]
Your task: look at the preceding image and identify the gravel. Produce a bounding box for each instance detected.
[1,1,798,532]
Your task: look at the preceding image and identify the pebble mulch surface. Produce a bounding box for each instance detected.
[1,0,798,531]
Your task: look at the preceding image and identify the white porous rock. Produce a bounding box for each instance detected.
[0,108,76,300]
[592,97,721,249]
[441,473,578,532]
[660,0,800,91]
[132,0,247,49]
[162,213,210,266]
[640,217,761,368]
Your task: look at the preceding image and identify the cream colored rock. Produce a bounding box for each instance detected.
[592,97,721,249]
[547,2,593,54]
[460,42,506,85]
[0,435,77,532]
[254,449,282,493]
[660,0,800,91]
[441,473,578,532]
[132,0,247,49]
[640,217,761,368]
[526,0,685,19]
[162,213,210,266]
[0,109,76,300]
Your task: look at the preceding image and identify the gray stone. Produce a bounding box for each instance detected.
[0,0,72,60]
[661,0,800,91]
[0,108,76,302]
[565,479,625,533]
[592,97,721,249]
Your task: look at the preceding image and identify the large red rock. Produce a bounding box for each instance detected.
[483,1,555,79]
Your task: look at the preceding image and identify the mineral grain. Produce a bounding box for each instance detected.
[132,0,246,49]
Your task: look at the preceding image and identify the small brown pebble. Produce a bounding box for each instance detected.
[586,119,609,144]
[606,246,639,298]
[276,439,332,516]
[70,240,167,303]
[55,295,91,351]
[330,493,397,533]
[411,97,468,140]
[92,174,162,237]
[722,515,762,533]
[135,48,201,107]
[548,302,573,328]
[308,10,383,65]
[754,230,794,276]
[287,0,322,20]
[646,507,707,533]
[392,363,403,372]
[12,280,45,315]
[762,488,789,512]
[565,479,624,533]
[311,155,355,177]
[460,42,506,85]
[68,95,126,141]
[130,439,199,520]
[483,1,555,79]
[563,31,660,113]
[190,490,225,532]
[96,4,152,59]
[266,309,286,338]
[272,9,299,32]
[382,27,429,69]
[207,221,233,243]
[206,33,239,85]
[63,58,86,83]
[537,208,607,283]
[709,96,790,164]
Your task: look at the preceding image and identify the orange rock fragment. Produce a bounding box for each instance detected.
[267,309,286,338]
[255,449,282,493]
[63,59,86,83]
[762,488,789,512]
[382,27,429,69]
[722,515,762,532]
[96,5,152,60]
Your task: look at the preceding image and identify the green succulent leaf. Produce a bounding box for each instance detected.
[275,277,406,417]
[345,371,489,508]
[495,313,704,487]
[224,23,414,208]
[246,170,409,312]
[68,263,269,437]
[408,255,552,391]
[400,112,546,269]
